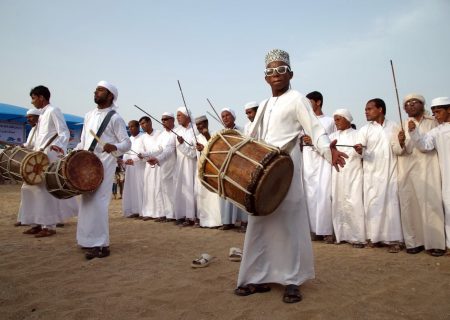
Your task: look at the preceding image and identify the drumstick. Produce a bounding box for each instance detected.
[133,104,193,146]
[89,130,121,157]
[206,98,225,127]
[206,111,223,126]
[303,143,366,148]
[177,80,198,145]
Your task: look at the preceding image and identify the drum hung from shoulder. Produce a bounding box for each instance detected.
[0,146,49,185]
[199,129,294,216]
[45,150,104,199]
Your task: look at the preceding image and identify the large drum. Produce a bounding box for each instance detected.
[45,150,104,199]
[198,129,293,216]
[0,146,49,185]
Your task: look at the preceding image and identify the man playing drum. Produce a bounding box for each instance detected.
[234,49,347,303]
[75,81,131,260]
[15,108,40,227]
[20,86,71,237]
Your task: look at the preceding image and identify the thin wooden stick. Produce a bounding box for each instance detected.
[390,60,404,131]
[177,80,198,145]
[206,98,225,127]
[133,104,192,146]
[206,111,222,126]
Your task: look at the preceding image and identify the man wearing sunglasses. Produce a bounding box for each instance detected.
[234,49,347,303]
[395,94,445,256]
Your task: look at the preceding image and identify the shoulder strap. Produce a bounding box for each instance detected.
[89,110,116,152]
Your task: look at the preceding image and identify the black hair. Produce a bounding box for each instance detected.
[139,116,151,123]
[306,91,323,107]
[367,98,386,115]
[128,120,139,126]
[30,85,51,100]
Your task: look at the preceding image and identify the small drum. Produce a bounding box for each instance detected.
[0,146,49,185]
[198,129,294,216]
[45,150,104,199]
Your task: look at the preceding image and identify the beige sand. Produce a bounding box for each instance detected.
[0,184,449,320]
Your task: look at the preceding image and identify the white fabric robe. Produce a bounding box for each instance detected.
[196,133,222,227]
[140,130,163,218]
[154,130,177,219]
[302,115,335,235]
[394,116,445,250]
[19,104,74,226]
[173,124,197,220]
[122,133,146,217]
[410,122,450,248]
[238,89,331,287]
[75,107,131,247]
[358,119,403,243]
[330,129,365,244]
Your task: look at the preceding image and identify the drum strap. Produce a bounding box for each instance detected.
[249,99,298,154]
[88,110,116,152]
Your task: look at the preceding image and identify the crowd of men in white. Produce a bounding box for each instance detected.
[118,92,450,257]
[15,82,450,259]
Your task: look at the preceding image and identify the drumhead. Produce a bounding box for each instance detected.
[65,150,104,192]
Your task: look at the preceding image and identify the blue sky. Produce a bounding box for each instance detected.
[1,0,449,131]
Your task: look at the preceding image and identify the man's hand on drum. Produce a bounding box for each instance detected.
[196,143,204,152]
[147,157,159,166]
[50,145,65,154]
[103,143,117,154]
[177,136,185,144]
[330,139,348,172]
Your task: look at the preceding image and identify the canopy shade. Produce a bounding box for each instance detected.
[0,103,83,128]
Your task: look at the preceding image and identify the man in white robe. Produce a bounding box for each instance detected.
[235,49,347,303]
[356,98,403,253]
[139,116,161,220]
[219,107,247,231]
[195,115,221,228]
[146,112,177,222]
[173,107,197,226]
[243,101,259,136]
[409,97,450,252]
[301,91,335,243]
[330,109,365,247]
[16,108,40,227]
[75,81,131,259]
[20,85,71,238]
[121,120,145,218]
[395,94,445,256]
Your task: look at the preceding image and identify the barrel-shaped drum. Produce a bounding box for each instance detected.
[198,129,293,216]
[45,150,104,199]
[0,146,49,185]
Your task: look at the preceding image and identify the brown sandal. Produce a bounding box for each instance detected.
[283,284,302,303]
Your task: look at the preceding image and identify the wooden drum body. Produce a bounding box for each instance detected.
[0,146,49,185]
[198,129,293,216]
[45,150,104,199]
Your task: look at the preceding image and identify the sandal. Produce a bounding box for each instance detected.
[191,253,214,268]
[388,244,402,253]
[85,247,110,260]
[229,247,243,262]
[234,283,271,296]
[283,284,302,303]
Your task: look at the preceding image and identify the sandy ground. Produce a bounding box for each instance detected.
[0,183,449,320]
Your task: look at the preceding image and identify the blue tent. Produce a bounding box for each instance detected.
[0,102,83,128]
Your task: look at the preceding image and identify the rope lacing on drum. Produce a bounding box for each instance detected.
[45,158,79,197]
[209,132,272,198]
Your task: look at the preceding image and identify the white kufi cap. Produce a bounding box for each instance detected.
[97,80,118,106]
[244,101,258,111]
[333,108,353,123]
[26,108,41,116]
[221,107,236,119]
[430,97,450,108]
